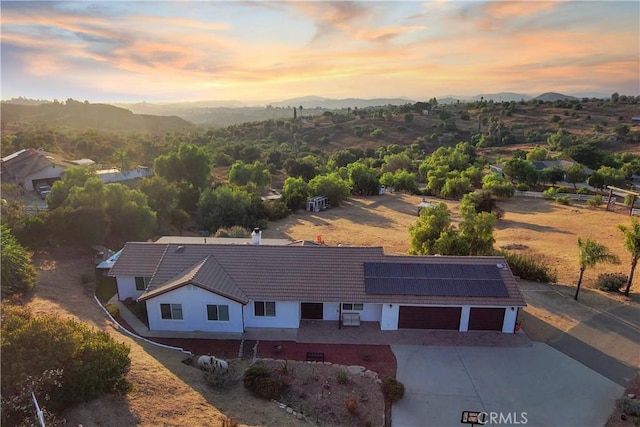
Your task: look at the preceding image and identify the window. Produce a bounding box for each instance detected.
[207,304,230,321]
[135,276,150,291]
[254,301,276,317]
[342,303,364,311]
[160,303,183,320]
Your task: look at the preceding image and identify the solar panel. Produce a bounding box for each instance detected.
[363,262,508,297]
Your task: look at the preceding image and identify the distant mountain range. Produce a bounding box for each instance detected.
[0,91,606,129]
[0,99,195,132]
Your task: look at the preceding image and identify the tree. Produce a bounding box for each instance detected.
[139,176,179,230]
[392,170,419,194]
[0,225,36,297]
[574,238,619,300]
[618,219,640,296]
[587,166,626,190]
[540,167,564,187]
[196,185,265,232]
[154,143,212,189]
[308,173,351,207]
[565,163,587,189]
[482,174,515,198]
[503,159,538,185]
[347,162,380,196]
[409,203,455,255]
[282,177,309,211]
[526,147,548,161]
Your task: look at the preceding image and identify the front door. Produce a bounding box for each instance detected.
[301,303,323,320]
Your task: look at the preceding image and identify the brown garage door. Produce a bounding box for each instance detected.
[301,303,323,320]
[468,308,505,331]
[398,306,461,330]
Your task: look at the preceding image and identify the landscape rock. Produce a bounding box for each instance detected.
[346,365,365,374]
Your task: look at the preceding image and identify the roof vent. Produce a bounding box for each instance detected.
[496,263,505,269]
[176,245,185,253]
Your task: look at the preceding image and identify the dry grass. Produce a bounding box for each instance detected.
[269,193,634,289]
[27,248,305,427]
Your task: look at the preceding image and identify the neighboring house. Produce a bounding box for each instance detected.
[108,240,526,335]
[96,166,153,184]
[1,148,92,191]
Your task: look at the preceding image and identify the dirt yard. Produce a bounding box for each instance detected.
[269,193,634,288]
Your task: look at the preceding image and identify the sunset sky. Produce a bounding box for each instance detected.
[1,1,638,104]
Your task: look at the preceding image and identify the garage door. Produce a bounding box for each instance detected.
[301,303,323,320]
[398,306,461,330]
[468,308,505,331]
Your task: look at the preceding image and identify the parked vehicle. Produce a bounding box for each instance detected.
[36,184,52,200]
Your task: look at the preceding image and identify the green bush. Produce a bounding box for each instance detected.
[555,195,571,205]
[243,364,285,400]
[576,187,590,195]
[616,396,640,416]
[515,183,530,191]
[336,370,349,385]
[381,377,405,403]
[588,195,603,206]
[105,303,119,317]
[501,251,558,283]
[1,305,131,423]
[543,187,558,199]
[264,200,290,221]
[596,273,627,292]
[557,187,569,193]
[1,225,37,297]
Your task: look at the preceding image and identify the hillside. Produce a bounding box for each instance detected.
[0,99,196,133]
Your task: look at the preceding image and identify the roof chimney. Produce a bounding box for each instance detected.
[251,228,262,245]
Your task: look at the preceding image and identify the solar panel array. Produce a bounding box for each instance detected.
[363,262,509,297]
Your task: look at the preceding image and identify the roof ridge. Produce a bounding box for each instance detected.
[149,243,172,282]
[193,254,248,301]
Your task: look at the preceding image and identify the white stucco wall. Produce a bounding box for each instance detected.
[323,303,382,322]
[502,306,519,333]
[146,286,244,332]
[25,166,65,191]
[116,276,146,301]
[380,304,400,330]
[243,301,300,329]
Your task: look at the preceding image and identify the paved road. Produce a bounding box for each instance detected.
[392,344,622,427]
[519,281,639,387]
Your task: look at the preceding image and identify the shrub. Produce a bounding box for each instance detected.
[501,251,558,283]
[555,195,571,205]
[588,195,603,206]
[243,364,285,400]
[336,370,350,385]
[616,396,640,416]
[215,226,250,238]
[105,303,119,317]
[577,187,590,195]
[515,183,530,191]
[1,225,37,297]
[264,200,290,221]
[543,187,558,199]
[596,273,627,292]
[204,363,241,390]
[345,397,358,415]
[1,305,131,423]
[381,377,405,403]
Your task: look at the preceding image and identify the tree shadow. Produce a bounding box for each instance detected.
[496,219,572,234]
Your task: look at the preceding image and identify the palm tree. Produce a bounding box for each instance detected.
[574,237,619,300]
[618,218,640,296]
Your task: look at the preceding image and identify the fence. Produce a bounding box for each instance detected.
[514,191,598,202]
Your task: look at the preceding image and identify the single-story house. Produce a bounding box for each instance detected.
[108,241,526,335]
[1,148,93,191]
[96,166,153,184]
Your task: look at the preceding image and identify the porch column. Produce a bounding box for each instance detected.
[459,306,470,332]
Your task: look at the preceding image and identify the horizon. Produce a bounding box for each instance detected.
[1,1,638,104]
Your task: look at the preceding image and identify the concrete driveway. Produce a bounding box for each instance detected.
[392,343,623,427]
